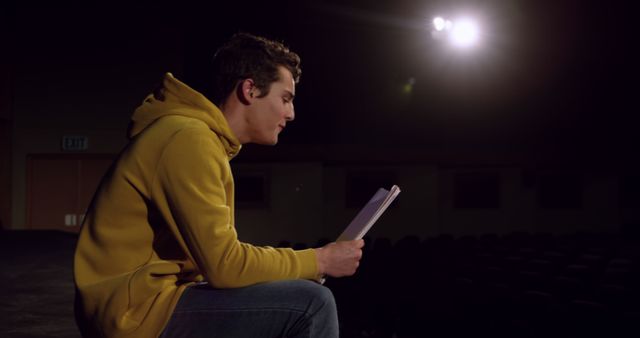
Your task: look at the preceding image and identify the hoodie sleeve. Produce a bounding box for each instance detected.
[153,126,320,288]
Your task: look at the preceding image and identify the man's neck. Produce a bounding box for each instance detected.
[220,100,250,144]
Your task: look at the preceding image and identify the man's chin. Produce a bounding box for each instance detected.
[253,137,278,146]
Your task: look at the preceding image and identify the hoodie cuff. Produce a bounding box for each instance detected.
[295,248,323,282]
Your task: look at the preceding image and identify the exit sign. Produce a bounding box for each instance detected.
[61,135,89,151]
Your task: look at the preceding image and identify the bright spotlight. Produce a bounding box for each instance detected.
[433,17,446,31]
[450,19,479,48]
[430,15,480,49]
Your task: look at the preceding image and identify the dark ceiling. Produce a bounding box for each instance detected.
[5,0,639,161]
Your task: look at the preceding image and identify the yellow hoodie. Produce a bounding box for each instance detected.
[74,73,320,338]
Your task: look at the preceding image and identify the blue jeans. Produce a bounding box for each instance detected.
[159,280,339,338]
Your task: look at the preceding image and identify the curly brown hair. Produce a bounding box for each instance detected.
[211,33,301,105]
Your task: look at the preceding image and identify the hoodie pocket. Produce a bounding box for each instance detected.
[123,261,181,327]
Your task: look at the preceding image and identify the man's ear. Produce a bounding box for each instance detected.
[237,78,256,105]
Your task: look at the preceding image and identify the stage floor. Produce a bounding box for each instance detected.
[0,230,80,338]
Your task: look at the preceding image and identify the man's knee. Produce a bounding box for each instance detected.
[286,280,337,313]
[308,281,336,311]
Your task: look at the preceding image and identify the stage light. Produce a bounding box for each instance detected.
[430,15,480,49]
[450,18,479,48]
[433,17,446,31]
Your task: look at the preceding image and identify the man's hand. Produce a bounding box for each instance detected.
[315,239,365,278]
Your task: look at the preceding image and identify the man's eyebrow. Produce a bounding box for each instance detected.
[284,90,295,99]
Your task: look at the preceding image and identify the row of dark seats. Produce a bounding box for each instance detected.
[284,232,640,338]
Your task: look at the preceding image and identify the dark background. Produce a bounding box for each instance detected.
[5,0,638,158]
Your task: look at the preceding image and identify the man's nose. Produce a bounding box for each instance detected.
[285,106,295,122]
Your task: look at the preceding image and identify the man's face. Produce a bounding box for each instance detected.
[246,66,296,145]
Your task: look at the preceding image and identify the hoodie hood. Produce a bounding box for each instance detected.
[128,73,241,158]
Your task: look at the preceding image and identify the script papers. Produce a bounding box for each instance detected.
[337,185,401,241]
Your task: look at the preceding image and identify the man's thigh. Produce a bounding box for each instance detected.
[160,279,337,338]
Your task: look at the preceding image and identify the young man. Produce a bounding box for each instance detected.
[74,33,364,338]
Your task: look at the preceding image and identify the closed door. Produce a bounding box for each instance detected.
[27,155,114,232]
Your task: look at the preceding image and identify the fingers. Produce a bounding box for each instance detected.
[346,241,363,275]
[348,240,364,260]
[346,240,364,259]
[318,239,366,278]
